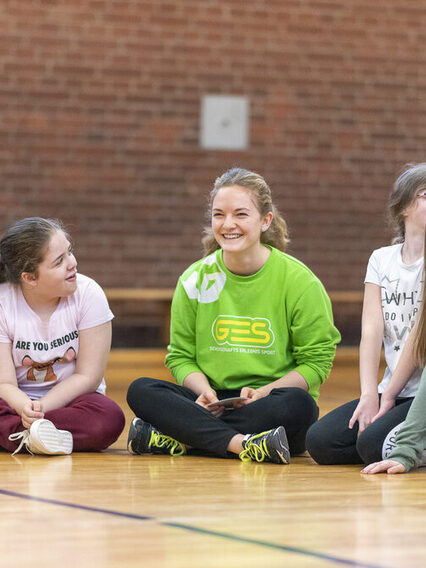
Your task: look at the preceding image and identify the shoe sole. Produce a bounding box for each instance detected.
[271,426,291,464]
[127,418,139,455]
[127,417,142,454]
[31,420,73,455]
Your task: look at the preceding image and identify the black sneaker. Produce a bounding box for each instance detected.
[239,426,290,464]
[127,418,186,456]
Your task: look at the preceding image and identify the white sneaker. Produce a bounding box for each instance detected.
[9,419,73,456]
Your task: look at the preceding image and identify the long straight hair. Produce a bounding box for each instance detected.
[389,163,426,243]
[414,229,426,366]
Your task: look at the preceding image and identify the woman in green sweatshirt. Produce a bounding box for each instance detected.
[127,168,340,464]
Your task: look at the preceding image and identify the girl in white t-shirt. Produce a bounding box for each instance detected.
[306,163,426,465]
[0,217,125,455]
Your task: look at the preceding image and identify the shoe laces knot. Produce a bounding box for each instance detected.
[239,433,270,463]
[149,430,185,456]
[8,429,33,456]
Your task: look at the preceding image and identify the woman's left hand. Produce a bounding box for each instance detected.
[361,459,406,475]
[371,393,396,423]
[240,386,268,404]
[21,400,44,429]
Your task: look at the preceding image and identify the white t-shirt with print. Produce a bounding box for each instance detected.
[365,243,424,397]
[0,273,113,399]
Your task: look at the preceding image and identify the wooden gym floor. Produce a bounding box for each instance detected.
[1,348,425,568]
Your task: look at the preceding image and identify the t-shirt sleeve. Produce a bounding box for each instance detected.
[364,250,380,285]
[0,305,11,343]
[77,277,114,331]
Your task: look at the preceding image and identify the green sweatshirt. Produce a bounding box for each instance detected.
[388,366,426,472]
[165,247,340,401]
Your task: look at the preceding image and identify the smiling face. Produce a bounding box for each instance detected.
[23,230,78,300]
[211,185,272,257]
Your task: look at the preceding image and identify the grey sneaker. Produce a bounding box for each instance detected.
[239,426,290,464]
[127,418,186,456]
[9,419,73,456]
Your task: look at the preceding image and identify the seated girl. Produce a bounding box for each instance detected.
[127,168,340,464]
[362,231,426,474]
[0,217,125,455]
[306,163,426,465]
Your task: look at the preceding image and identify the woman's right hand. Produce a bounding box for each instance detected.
[20,400,44,429]
[348,394,379,435]
[195,389,224,416]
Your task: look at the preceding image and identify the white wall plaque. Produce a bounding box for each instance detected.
[200,95,249,150]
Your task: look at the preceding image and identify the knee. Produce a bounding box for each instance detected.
[127,377,157,410]
[356,427,383,464]
[297,389,319,424]
[305,420,333,464]
[87,400,125,450]
[273,387,318,423]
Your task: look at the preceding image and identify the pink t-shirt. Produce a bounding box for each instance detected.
[0,273,113,399]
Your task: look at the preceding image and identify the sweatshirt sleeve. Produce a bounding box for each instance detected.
[165,278,204,384]
[289,280,341,398]
[387,366,426,472]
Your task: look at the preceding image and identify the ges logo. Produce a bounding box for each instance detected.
[212,316,275,348]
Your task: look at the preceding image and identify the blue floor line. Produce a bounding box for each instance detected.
[0,488,389,568]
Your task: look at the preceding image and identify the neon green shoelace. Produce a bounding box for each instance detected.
[149,430,186,456]
[239,431,270,463]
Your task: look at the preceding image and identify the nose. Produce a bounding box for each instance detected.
[222,214,236,229]
[67,253,77,270]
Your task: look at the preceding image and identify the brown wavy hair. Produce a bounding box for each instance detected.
[389,163,426,243]
[202,168,290,256]
[414,229,426,366]
[0,217,68,284]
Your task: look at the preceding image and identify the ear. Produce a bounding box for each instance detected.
[261,212,273,231]
[21,272,38,287]
[22,355,34,367]
[64,347,77,362]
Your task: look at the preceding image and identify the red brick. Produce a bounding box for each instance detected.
[0,0,424,304]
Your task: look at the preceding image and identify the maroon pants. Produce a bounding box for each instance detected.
[0,392,125,453]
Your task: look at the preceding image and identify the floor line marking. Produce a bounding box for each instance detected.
[0,488,389,568]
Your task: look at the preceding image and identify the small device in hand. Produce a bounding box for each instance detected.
[206,396,248,410]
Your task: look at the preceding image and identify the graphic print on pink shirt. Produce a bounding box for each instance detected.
[22,347,76,383]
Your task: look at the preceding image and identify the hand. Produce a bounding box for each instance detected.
[240,386,268,405]
[20,400,44,429]
[348,394,379,436]
[371,393,396,423]
[195,389,224,417]
[361,459,406,475]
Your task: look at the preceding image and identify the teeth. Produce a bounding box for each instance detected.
[223,234,241,239]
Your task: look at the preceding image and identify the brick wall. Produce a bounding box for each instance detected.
[1,0,425,298]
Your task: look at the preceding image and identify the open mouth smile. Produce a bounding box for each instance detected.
[222,234,242,240]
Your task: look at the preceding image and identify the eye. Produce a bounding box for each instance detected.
[237,212,248,217]
[55,257,64,267]
[212,212,223,217]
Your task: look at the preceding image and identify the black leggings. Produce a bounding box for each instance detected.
[127,377,319,458]
[305,395,414,465]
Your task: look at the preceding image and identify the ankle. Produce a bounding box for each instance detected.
[227,434,246,454]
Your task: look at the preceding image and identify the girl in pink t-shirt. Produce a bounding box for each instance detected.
[0,217,124,455]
